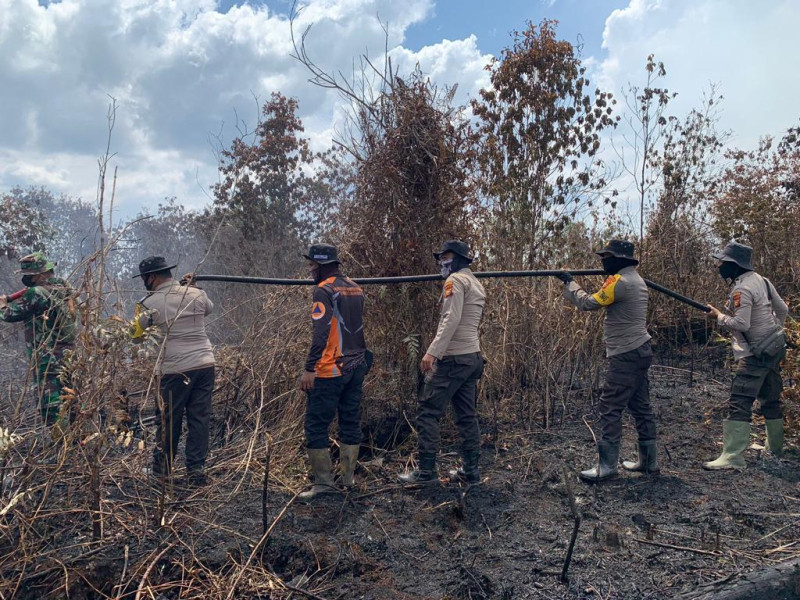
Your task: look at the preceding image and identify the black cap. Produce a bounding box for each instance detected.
[433,240,473,262]
[712,241,753,270]
[134,256,177,278]
[303,243,340,265]
[596,240,638,264]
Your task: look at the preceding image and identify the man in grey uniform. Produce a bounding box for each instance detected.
[558,240,658,482]
[399,240,486,484]
[704,241,788,470]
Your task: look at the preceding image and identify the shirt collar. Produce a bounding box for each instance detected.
[154,280,176,292]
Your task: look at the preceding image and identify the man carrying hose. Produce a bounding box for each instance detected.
[398,240,486,485]
[558,240,658,482]
[133,256,215,487]
[298,244,369,500]
[0,252,77,427]
[704,241,789,470]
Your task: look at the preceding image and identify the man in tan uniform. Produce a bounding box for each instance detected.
[399,240,486,485]
[133,256,215,487]
[704,241,788,470]
[558,240,657,482]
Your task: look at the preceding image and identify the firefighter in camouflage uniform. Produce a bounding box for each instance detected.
[0,252,77,426]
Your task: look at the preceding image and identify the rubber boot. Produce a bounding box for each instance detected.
[398,452,438,484]
[339,443,360,488]
[703,420,750,470]
[186,469,208,488]
[764,419,784,458]
[448,449,481,484]
[298,449,338,500]
[622,440,660,474]
[580,441,620,483]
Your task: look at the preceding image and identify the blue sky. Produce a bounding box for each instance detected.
[216,0,627,64]
[402,0,628,56]
[6,0,800,218]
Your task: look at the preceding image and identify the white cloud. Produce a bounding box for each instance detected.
[389,35,492,106]
[592,0,800,148]
[0,0,494,218]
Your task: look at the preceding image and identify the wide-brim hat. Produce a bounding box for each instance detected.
[302,243,340,265]
[15,252,57,274]
[595,239,638,265]
[712,241,753,270]
[134,256,177,278]
[433,240,473,262]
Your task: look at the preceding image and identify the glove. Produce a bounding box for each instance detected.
[555,271,573,284]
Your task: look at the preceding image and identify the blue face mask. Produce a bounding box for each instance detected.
[439,259,454,278]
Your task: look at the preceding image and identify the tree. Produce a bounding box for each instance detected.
[615,55,676,246]
[205,92,331,276]
[472,20,618,269]
[712,124,800,291]
[0,187,53,259]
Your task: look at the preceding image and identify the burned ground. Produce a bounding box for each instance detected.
[2,360,800,600]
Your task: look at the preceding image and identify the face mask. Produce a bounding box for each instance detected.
[601,257,630,275]
[718,261,740,281]
[439,259,454,278]
[21,275,36,287]
[309,264,321,284]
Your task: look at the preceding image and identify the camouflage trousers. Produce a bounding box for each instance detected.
[30,346,70,427]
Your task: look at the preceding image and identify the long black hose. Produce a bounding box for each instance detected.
[194,270,711,313]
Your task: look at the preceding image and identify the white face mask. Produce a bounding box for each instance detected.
[439,259,454,278]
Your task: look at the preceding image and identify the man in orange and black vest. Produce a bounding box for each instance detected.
[298,243,369,500]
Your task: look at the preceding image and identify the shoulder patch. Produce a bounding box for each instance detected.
[317,276,337,288]
[444,280,454,298]
[732,291,742,308]
[591,274,621,306]
[311,301,326,320]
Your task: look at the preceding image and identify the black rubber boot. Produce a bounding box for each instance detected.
[448,449,480,484]
[398,452,438,484]
[622,440,660,474]
[580,441,620,483]
[186,469,209,487]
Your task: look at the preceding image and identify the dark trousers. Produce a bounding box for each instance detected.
[417,352,484,454]
[153,366,215,474]
[728,353,784,422]
[599,341,656,444]
[305,362,367,449]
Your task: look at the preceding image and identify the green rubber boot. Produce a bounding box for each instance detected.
[298,449,339,501]
[703,420,750,470]
[765,419,784,458]
[339,443,360,488]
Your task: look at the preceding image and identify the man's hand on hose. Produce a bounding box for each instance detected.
[180,272,197,287]
[706,304,722,319]
[0,295,7,310]
[299,371,316,392]
[555,271,573,284]
[420,353,436,374]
